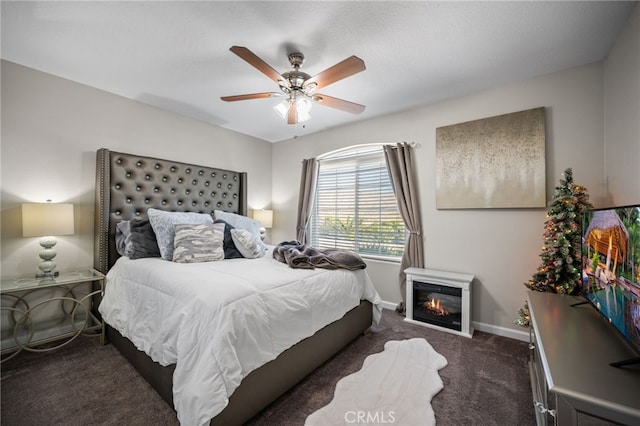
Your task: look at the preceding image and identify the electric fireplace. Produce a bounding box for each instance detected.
[405,267,474,338]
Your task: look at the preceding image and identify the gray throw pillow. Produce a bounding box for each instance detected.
[214,210,267,249]
[172,223,225,263]
[231,228,265,259]
[115,220,131,256]
[115,218,161,259]
[148,208,214,260]
[214,219,245,259]
[128,219,161,259]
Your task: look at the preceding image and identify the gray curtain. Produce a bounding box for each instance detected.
[296,158,318,243]
[383,143,424,315]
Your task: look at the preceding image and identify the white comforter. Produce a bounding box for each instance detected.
[99,250,382,426]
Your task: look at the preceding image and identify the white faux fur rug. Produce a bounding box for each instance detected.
[305,338,448,426]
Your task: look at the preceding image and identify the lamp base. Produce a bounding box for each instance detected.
[37,236,59,278]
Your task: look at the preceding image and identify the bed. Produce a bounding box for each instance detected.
[93,148,381,425]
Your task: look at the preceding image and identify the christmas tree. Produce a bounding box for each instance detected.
[516,168,592,327]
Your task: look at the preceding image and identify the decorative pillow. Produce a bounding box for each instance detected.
[115,219,161,259]
[231,228,266,259]
[172,223,225,263]
[214,219,244,259]
[128,219,161,259]
[147,208,214,260]
[214,210,266,249]
[115,220,131,256]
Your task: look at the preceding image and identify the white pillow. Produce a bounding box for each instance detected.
[147,208,214,260]
[214,210,266,249]
[173,223,225,263]
[231,228,265,259]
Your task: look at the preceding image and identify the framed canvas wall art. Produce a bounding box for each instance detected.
[435,107,546,209]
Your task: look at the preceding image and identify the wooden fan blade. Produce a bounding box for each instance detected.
[221,92,281,102]
[229,46,285,86]
[312,94,365,114]
[304,56,365,91]
[287,103,297,125]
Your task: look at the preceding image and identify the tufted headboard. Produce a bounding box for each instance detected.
[94,148,247,273]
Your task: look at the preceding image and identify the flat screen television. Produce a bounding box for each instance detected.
[581,204,640,366]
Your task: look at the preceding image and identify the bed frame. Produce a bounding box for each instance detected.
[93,148,372,425]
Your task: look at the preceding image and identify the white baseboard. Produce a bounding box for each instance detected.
[379,300,398,311]
[472,321,529,342]
[379,299,530,342]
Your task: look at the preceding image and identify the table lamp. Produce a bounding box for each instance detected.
[22,202,75,278]
[253,209,273,241]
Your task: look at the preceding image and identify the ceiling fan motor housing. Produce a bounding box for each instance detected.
[288,52,305,68]
[280,52,312,93]
[281,70,312,93]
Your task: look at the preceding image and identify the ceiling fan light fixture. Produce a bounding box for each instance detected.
[273,93,312,124]
[296,97,312,122]
[274,99,289,118]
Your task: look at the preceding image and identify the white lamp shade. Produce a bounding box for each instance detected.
[273,94,311,124]
[22,203,75,237]
[296,97,312,122]
[274,100,289,118]
[253,209,273,229]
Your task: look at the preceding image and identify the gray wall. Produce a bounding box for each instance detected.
[271,5,639,339]
[604,4,640,205]
[272,63,606,339]
[1,61,272,276]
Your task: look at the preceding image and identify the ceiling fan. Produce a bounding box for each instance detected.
[221,46,366,124]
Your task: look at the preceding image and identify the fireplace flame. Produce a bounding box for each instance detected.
[424,297,448,316]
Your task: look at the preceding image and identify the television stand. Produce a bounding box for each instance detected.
[611,356,640,368]
[527,291,640,425]
[569,300,590,307]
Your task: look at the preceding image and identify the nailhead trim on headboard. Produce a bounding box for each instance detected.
[94,148,247,272]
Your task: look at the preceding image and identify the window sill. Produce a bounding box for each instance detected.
[360,254,402,264]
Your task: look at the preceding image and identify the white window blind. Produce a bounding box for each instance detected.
[310,146,406,258]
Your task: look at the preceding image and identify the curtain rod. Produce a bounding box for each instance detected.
[302,141,421,163]
[387,141,421,149]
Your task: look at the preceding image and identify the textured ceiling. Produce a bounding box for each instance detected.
[1,1,636,142]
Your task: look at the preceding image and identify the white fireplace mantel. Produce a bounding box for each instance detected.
[405,267,474,338]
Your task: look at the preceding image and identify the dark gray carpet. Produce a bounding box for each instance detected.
[1,309,535,425]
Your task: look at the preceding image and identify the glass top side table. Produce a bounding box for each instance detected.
[1,268,105,362]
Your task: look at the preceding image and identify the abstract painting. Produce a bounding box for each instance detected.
[436,107,546,209]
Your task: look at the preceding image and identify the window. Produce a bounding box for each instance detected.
[310,145,406,259]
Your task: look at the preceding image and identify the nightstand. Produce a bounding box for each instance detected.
[1,268,105,362]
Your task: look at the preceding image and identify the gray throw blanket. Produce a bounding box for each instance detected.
[273,241,366,270]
